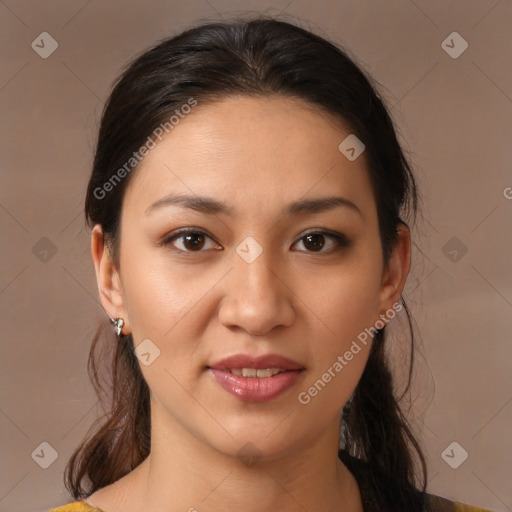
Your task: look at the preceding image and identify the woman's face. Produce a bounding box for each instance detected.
[94,95,409,462]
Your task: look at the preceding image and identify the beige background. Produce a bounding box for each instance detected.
[1,1,511,511]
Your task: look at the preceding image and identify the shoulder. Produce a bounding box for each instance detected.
[49,500,103,512]
[427,493,494,512]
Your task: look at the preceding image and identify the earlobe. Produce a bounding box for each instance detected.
[91,224,129,333]
[378,222,411,318]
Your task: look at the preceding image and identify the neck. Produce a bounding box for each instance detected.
[90,398,363,512]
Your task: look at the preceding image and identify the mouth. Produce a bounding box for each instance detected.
[206,354,305,403]
[220,367,290,378]
[208,353,304,372]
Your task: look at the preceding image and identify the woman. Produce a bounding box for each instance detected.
[50,16,493,512]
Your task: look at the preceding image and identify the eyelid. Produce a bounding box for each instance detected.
[162,227,222,251]
[292,228,352,252]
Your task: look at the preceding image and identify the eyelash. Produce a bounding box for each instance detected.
[162,228,352,254]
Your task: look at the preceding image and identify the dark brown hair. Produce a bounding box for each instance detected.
[66,15,427,510]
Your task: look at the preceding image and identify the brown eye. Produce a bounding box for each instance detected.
[182,232,205,251]
[303,233,325,252]
[293,230,352,253]
[164,229,221,252]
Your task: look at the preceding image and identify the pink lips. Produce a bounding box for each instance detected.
[207,353,305,403]
[209,353,304,371]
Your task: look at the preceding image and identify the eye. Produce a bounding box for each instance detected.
[163,229,222,252]
[292,230,351,253]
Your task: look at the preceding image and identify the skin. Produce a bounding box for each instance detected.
[88,96,411,512]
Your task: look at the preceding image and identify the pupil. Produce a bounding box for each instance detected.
[304,234,324,251]
[184,233,205,250]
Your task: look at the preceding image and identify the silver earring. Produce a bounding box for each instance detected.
[110,317,124,337]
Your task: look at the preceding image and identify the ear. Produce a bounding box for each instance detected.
[377,222,411,322]
[91,224,130,335]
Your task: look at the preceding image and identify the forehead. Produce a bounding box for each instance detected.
[123,95,376,222]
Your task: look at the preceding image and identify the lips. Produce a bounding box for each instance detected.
[208,353,304,371]
[207,353,305,403]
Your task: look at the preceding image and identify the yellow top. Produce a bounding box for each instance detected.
[429,494,493,512]
[49,496,494,511]
[50,502,100,512]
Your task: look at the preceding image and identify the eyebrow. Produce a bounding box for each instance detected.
[145,193,362,217]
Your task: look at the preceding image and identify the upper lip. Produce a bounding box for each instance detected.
[208,353,304,371]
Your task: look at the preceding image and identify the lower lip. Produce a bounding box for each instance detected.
[208,369,304,403]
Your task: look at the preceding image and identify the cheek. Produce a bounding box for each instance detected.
[120,255,218,401]
[294,275,376,416]
[120,242,182,334]
[297,256,383,343]
[120,243,223,355]
[292,249,382,398]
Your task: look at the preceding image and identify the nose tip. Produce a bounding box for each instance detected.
[218,257,295,336]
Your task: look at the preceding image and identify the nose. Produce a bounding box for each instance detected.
[218,248,296,336]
